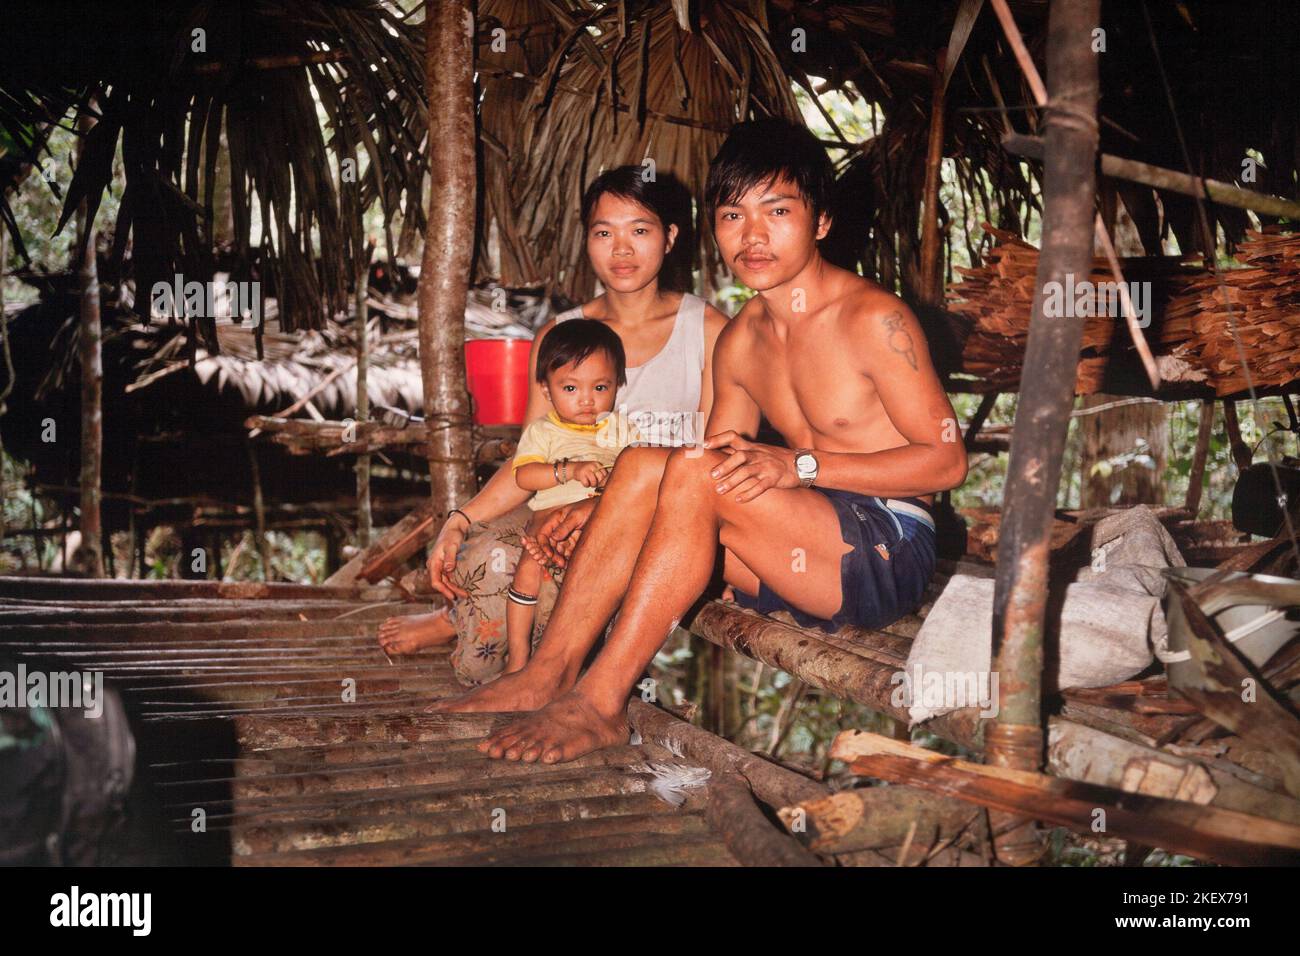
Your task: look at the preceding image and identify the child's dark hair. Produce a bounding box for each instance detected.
[580,166,694,292]
[535,319,627,387]
[704,118,835,226]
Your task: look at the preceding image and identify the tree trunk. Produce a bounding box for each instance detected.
[76,109,105,578]
[418,1,477,519]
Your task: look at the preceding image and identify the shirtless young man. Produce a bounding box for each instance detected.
[430,118,967,764]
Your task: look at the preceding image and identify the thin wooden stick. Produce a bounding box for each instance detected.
[990,0,1160,390]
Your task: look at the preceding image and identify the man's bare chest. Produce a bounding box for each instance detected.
[737,341,882,445]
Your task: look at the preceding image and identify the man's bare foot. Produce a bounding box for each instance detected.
[377,609,455,655]
[425,660,569,714]
[477,689,627,764]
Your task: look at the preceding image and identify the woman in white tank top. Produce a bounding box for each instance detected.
[379,167,727,682]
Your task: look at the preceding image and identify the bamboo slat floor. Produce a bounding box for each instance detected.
[0,580,741,867]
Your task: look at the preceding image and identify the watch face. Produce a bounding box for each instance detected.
[796,453,817,478]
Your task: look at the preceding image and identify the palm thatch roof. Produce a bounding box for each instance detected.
[0,0,426,333]
[4,1,1299,331]
[479,0,801,293]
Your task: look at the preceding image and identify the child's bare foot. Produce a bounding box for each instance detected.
[425,659,570,714]
[377,609,455,655]
[478,689,627,764]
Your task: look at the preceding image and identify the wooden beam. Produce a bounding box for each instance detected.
[324,499,435,587]
[833,730,1300,866]
[1047,718,1300,826]
[1003,133,1300,222]
[706,773,824,866]
[0,575,398,602]
[626,699,827,810]
[781,787,982,856]
[986,0,1101,865]
[686,601,986,751]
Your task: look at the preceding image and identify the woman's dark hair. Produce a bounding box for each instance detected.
[535,318,627,387]
[580,165,694,292]
[705,118,835,227]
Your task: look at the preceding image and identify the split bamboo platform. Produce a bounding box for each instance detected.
[5,538,1299,866]
[0,579,761,866]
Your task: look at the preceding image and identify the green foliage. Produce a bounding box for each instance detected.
[3,122,124,307]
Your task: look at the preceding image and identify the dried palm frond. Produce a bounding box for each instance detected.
[480,0,801,299]
[0,0,427,332]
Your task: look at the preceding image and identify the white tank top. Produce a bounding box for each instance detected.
[554,293,706,446]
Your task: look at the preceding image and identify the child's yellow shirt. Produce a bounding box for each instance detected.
[512,410,641,511]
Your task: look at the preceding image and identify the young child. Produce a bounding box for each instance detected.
[506,319,640,673]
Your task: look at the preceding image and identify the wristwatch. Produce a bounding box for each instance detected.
[794,449,819,487]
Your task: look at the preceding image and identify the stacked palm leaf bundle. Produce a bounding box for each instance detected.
[946,225,1208,394]
[1164,229,1300,396]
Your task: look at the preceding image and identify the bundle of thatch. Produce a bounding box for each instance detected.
[1164,230,1300,396]
[127,320,424,422]
[946,225,1205,393]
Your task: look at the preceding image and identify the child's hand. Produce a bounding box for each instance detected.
[570,460,608,488]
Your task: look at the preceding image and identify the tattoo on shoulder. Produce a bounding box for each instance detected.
[882,311,918,371]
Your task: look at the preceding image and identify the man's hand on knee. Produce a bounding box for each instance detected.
[702,431,800,503]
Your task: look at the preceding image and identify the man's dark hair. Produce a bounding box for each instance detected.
[704,118,835,226]
[580,165,694,293]
[535,318,627,387]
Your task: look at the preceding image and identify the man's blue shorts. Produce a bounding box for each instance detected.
[732,488,936,633]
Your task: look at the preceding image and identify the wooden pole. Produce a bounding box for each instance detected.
[987,0,1101,865]
[247,443,273,581]
[1002,133,1300,222]
[784,787,983,856]
[355,250,373,549]
[1222,400,1254,472]
[706,773,824,866]
[991,3,1160,391]
[918,49,948,306]
[1184,399,1216,515]
[419,0,477,521]
[75,108,104,577]
[0,225,8,550]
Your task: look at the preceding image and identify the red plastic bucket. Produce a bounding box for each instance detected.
[465,338,533,425]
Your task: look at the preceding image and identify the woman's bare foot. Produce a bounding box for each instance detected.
[377,609,456,655]
[425,658,570,714]
[477,689,627,764]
